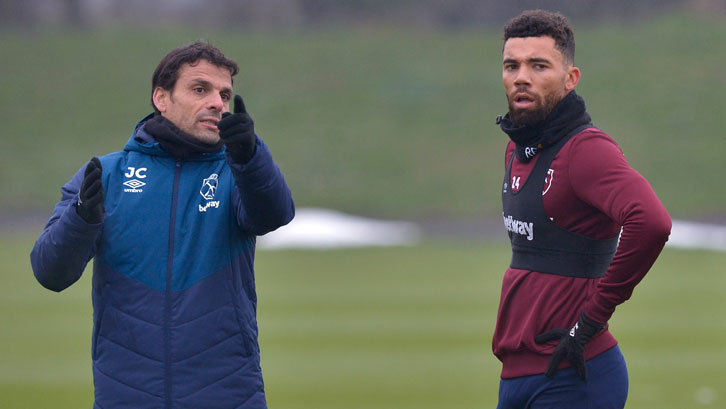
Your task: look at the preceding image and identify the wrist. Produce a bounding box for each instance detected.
[580,312,605,328]
[578,312,606,340]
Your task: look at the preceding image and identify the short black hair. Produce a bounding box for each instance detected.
[503,10,575,65]
[151,41,239,113]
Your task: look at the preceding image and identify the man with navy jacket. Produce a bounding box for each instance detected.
[493,10,671,409]
[31,41,294,409]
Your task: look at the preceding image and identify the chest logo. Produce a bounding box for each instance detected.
[123,167,147,193]
[200,174,218,200]
[199,173,220,212]
[542,169,554,196]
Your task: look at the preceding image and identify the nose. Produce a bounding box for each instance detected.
[513,66,531,86]
[207,93,224,112]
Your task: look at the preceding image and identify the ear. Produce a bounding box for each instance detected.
[152,87,169,113]
[565,65,581,92]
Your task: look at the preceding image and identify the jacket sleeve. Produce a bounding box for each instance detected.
[30,166,103,292]
[228,135,295,236]
[568,133,672,324]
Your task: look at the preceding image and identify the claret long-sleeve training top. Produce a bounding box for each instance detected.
[493,125,671,379]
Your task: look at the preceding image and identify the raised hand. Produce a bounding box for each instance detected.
[76,157,105,224]
[218,94,257,164]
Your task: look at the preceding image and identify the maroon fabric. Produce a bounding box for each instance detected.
[493,128,671,378]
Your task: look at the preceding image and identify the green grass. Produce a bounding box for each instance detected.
[2,233,725,408]
[2,9,726,220]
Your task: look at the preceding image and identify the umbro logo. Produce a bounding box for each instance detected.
[123,179,146,189]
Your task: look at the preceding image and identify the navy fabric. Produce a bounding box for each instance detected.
[496,346,628,409]
[31,115,294,408]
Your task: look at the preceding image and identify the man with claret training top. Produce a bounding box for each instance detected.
[492,10,671,408]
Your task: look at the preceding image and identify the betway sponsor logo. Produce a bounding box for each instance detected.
[199,201,220,212]
[503,214,534,241]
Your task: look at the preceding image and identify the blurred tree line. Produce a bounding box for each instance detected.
[1,0,723,30]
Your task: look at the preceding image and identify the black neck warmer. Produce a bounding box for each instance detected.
[498,91,592,163]
[143,114,223,160]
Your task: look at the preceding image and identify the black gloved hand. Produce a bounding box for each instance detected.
[218,94,257,164]
[535,312,605,380]
[76,157,105,224]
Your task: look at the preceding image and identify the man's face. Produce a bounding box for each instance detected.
[502,36,579,126]
[152,60,233,144]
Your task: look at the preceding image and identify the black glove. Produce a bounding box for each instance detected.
[218,94,257,164]
[76,157,105,224]
[535,312,605,380]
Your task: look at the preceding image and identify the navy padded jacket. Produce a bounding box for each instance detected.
[31,115,295,408]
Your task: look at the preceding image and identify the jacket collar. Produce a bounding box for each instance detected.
[123,113,226,161]
[499,91,592,163]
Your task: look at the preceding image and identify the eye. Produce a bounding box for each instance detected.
[504,64,517,71]
[534,64,547,70]
[193,87,205,94]
[221,93,231,102]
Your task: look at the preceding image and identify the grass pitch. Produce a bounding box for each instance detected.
[2,233,724,408]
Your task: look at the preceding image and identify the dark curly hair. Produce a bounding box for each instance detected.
[503,10,575,65]
[151,41,239,113]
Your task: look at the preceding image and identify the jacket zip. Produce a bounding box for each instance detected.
[165,160,182,409]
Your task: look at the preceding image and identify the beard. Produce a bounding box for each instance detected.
[188,128,221,145]
[507,91,561,127]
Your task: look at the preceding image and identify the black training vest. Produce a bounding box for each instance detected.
[501,126,618,278]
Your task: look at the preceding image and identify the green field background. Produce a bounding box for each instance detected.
[2,235,725,408]
[1,8,725,220]
[2,6,726,409]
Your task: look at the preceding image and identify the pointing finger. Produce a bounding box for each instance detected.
[233,94,246,114]
[544,344,567,377]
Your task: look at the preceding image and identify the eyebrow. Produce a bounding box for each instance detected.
[189,79,233,95]
[503,57,552,65]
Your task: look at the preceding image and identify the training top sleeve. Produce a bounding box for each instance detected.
[227,135,295,236]
[30,166,103,292]
[566,131,672,324]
